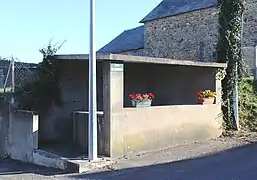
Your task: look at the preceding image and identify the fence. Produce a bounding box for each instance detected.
[0,57,37,103]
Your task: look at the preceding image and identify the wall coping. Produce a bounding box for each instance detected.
[55,54,227,68]
[123,104,218,111]
[14,110,38,116]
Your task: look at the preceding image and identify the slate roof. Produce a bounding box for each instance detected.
[140,0,217,23]
[97,26,144,53]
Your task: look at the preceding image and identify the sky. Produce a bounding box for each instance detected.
[0,0,162,63]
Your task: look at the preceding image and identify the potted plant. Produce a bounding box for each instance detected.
[129,93,155,108]
[197,90,216,105]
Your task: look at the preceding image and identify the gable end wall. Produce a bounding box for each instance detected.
[144,7,219,62]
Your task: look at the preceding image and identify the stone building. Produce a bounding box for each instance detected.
[98,0,257,68]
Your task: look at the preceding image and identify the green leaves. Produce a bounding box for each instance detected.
[217,0,244,130]
[18,40,66,113]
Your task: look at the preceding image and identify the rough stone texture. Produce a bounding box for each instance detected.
[242,46,256,72]
[242,0,257,47]
[120,49,145,56]
[144,7,219,62]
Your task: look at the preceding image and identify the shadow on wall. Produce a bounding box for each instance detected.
[124,63,216,107]
[0,97,9,157]
[38,60,104,146]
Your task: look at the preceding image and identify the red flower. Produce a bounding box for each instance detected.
[128,92,155,101]
[148,93,155,99]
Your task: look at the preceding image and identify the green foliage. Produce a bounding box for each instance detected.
[238,77,257,131]
[217,0,245,130]
[17,40,66,114]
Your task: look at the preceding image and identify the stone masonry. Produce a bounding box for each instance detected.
[144,7,219,62]
[243,0,257,47]
[99,0,257,69]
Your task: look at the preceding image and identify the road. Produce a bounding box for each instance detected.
[0,137,257,180]
[65,142,257,180]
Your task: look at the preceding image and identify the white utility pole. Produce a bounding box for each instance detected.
[88,0,98,161]
[11,56,15,105]
[234,1,245,131]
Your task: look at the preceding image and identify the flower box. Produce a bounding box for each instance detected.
[197,90,216,105]
[129,93,155,108]
[132,100,152,108]
[198,97,215,105]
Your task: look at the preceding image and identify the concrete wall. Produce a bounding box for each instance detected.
[0,98,9,157]
[111,105,222,157]
[39,60,103,144]
[124,63,217,107]
[73,112,107,155]
[104,61,223,157]
[144,7,219,61]
[8,110,38,163]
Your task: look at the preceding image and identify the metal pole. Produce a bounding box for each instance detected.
[234,62,239,130]
[88,0,98,161]
[234,2,245,131]
[11,57,15,105]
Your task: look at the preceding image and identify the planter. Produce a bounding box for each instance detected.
[131,100,152,108]
[198,97,215,105]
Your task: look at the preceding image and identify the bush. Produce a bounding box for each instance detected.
[239,77,257,131]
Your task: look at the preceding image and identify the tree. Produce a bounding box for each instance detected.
[217,0,244,129]
[17,40,66,114]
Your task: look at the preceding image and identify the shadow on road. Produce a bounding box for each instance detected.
[0,159,65,176]
[67,141,257,180]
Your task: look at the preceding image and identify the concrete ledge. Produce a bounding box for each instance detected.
[69,159,117,173]
[33,149,79,173]
[32,149,116,173]
[55,53,227,68]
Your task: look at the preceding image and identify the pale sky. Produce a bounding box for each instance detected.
[0,0,161,63]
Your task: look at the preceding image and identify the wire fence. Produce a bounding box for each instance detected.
[0,57,37,103]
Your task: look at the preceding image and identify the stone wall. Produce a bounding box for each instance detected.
[144,7,219,62]
[242,46,256,72]
[243,0,257,47]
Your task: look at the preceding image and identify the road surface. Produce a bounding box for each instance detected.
[0,137,257,180]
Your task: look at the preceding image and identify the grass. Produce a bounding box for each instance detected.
[239,77,257,131]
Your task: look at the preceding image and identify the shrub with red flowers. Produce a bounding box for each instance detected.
[129,93,155,102]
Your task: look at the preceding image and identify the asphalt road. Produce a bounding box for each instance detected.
[1,140,257,180]
[65,142,257,180]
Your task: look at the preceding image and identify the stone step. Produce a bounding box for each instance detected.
[32,149,115,173]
